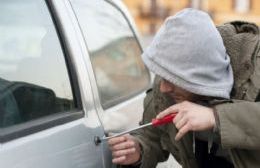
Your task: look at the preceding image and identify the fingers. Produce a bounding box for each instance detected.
[108,135,135,151]
[111,140,135,151]
[156,104,180,119]
[108,134,141,165]
[112,156,126,164]
[172,110,186,124]
[108,136,126,146]
[175,115,188,130]
[175,123,190,141]
[112,148,136,157]
[112,148,136,164]
[174,112,189,141]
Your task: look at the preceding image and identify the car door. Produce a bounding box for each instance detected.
[68,0,151,136]
[0,0,110,168]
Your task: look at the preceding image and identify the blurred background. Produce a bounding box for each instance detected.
[123,0,260,47]
[123,0,260,35]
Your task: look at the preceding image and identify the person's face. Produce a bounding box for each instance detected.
[160,79,199,103]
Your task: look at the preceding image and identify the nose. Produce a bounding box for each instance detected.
[160,80,174,93]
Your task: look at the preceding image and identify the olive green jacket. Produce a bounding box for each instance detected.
[131,21,260,168]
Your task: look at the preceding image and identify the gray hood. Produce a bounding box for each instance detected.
[142,8,234,99]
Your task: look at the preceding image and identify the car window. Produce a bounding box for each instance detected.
[0,0,76,128]
[70,0,150,108]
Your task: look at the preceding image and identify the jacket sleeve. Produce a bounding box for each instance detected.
[130,89,170,168]
[215,100,260,149]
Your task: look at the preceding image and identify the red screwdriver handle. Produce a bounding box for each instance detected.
[152,113,177,126]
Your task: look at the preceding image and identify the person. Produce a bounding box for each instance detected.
[108,8,260,168]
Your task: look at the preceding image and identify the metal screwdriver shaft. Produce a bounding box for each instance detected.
[101,122,152,141]
[101,113,177,141]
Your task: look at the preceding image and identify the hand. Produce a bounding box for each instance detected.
[156,101,216,141]
[108,134,141,165]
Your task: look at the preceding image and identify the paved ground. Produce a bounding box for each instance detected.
[140,35,181,168]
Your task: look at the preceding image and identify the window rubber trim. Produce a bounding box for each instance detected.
[0,111,83,143]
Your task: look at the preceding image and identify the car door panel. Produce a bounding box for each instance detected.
[1,119,104,168]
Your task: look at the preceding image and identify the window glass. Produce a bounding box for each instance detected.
[70,0,150,108]
[0,0,76,128]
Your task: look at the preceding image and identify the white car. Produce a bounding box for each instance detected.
[0,0,151,167]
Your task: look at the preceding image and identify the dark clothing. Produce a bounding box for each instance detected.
[195,139,233,168]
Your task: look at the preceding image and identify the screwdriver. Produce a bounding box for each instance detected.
[100,113,177,141]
